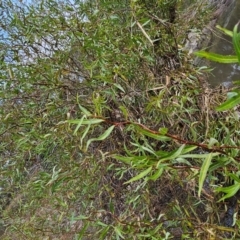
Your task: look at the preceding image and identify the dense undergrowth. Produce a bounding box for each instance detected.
[0,0,240,239]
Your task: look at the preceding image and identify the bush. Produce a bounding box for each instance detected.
[0,0,240,239]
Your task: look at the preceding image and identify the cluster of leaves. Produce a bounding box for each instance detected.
[196,22,240,111]
[195,21,240,214]
[0,0,240,239]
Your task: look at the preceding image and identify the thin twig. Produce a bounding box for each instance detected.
[93,116,240,160]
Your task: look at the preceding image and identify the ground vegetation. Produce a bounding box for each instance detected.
[0,0,240,239]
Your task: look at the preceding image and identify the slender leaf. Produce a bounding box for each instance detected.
[73,115,86,135]
[228,173,240,183]
[216,184,240,202]
[80,124,91,146]
[86,125,115,150]
[114,226,125,239]
[136,126,171,141]
[77,222,90,239]
[78,105,92,116]
[147,167,164,181]
[181,145,197,154]
[113,155,147,164]
[195,51,238,63]
[160,144,185,161]
[124,166,152,184]
[216,93,240,111]
[216,25,233,37]
[113,83,125,92]
[68,118,104,125]
[227,91,238,98]
[233,23,240,62]
[100,226,111,239]
[198,153,213,197]
[180,152,219,159]
[131,142,157,156]
[77,95,92,116]
[97,221,108,227]
[175,157,191,165]
[158,127,168,135]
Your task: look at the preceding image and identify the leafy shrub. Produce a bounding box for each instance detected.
[0,0,240,239]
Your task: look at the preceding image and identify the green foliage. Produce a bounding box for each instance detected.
[1,0,240,239]
[216,90,240,111]
[196,22,240,111]
[233,23,240,62]
[198,152,214,197]
[195,51,238,63]
[196,21,240,231]
[216,182,240,202]
[195,23,240,65]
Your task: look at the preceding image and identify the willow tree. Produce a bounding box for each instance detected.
[0,0,234,239]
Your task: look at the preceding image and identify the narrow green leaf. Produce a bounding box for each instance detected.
[100,226,111,239]
[216,25,233,37]
[124,166,152,184]
[131,142,156,156]
[147,167,164,181]
[73,115,85,135]
[114,226,125,239]
[216,184,239,194]
[216,93,240,111]
[113,155,135,163]
[227,91,238,98]
[77,95,92,116]
[86,125,115,150]
[113,83,125,92]
[233,23,240,63]
[181,145,197,154]
[113,155,147,164]
[80,124,91,146]
[78,104,92,116]
[97,221,108,227]
[68,118,104,125]
[160,144,185,161]
[142,19,151,27]
[175,157,191,165]
[119,105,128,119]
[158,127,168,135]
[131,21,136,27]
[209,156,231,172]
[228,173,240,183]
[195,51,238,63]
[216,184,240,202]
[136,126,171,141]
[77,222,90,239]
[198,153,213,197]
[180,152,219,159]
[140,145,157,156]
